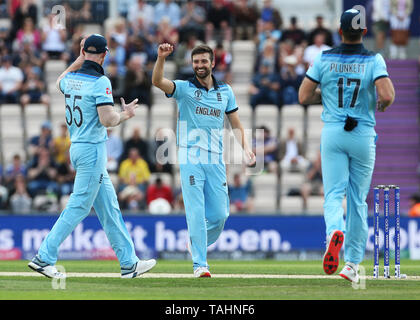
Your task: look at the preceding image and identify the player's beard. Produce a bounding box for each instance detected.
[194,67,211,79]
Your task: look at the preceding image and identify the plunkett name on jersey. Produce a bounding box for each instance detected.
[329,63,366,74]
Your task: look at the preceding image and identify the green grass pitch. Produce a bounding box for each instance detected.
[0,259,419,300]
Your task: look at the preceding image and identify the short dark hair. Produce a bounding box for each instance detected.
[342,29,364,42]
[191,44,214,62]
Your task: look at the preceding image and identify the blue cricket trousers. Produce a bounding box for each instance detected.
[179,147,230,269]
[38,142,139,268]
[321,123,376,264]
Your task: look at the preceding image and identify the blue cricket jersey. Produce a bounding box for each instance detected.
[59,60,114,143]
[166,75,238,154]
[306,43,389,128]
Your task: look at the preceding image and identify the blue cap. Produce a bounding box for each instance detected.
[340,9,366,33]
[83,34,109,54]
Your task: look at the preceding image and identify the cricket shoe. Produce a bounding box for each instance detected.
[194,267,211,278]
[322,230,344,275]
[339,262,359,283]
[28,255,66,279]
[121,259,157,279]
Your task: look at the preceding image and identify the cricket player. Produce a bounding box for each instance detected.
[152,43,256,277]
[28,34,156,279]
[299,9,395,282]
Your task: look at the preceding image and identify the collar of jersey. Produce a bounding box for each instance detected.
[189,75,219,92]
[78,60,105,76]
[339,43,365,53]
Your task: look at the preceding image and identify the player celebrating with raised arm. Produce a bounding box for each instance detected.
[299,9,395,283]
[28,34,156,279]
[152,43,256,278]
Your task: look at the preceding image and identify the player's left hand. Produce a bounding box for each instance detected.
[120,97,139,119]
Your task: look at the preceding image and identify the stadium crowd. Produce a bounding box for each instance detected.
[0,0,416,214]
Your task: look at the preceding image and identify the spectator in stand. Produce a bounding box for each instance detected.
[279,55,304,105]
[118,148,151,194]
[303,33,331,69]
[19,64,50,110]
[231,0,259,41]
[174,33,201,80]
[0,167,8,209]
[249,60,282,110]
[278,39,305,76]
[146,176,174,208]
[121,127,152,167]
[106,18,128,47]
[9,0,37,40]
[300,151,323,211]
[307,15,333,47]
[14,17,40,53]
[73,0,93,25]
[51,123,70,166]
[27,147,58,197]
[0,55,24,105]
[127,0,155,35]
[56,151,75,197]
[213,42,232,84]
[156,17,179,48]
[372,0,391,56]
[0,0,7,17]
[154,0,181,29]
[118,172,146,211]
[252,125,279,173]
[106,128,123,174]
[228,173,254,213]
[15,38,44,75]
[124,55,152,108]
[103,36,126,77]
[5,154,27,191]
[256,20,282,53]
[254,38,278,74]
[28,121,53,162]
[259,0,282,29]
[280,127,309,172]
[9,174,32,213]
[179,0,206,42]
[40,13,67,60]
[125,36,155,71]
[389,0,413,60]
[280,16,307,46]
[62,36,84,67]
[148,128,174,174]
[408,193,420,217]
[205,0,232,42]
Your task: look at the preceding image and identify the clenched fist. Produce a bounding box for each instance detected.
[157,43,174,59]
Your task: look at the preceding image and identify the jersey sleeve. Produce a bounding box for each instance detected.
[305,52,322,84]
[373,54,389,82]
[94,76,114,107]
[225,85,238,114]
[165,79,187,100]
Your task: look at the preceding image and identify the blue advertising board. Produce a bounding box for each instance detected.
[0,215,420,260]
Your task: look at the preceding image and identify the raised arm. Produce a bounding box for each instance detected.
[152,43,176,95]
[56,38,86,92]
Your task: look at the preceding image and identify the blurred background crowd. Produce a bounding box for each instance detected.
[0,0,419,216]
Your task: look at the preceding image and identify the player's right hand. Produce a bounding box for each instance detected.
[158,43,174,58]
